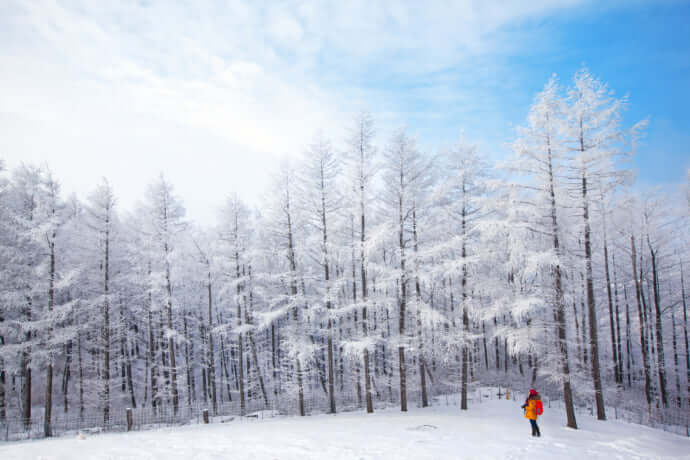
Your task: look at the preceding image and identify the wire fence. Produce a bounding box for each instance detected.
[1,382,688,442]
[0,388,393,442]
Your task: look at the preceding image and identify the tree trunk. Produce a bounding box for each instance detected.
[44,239,56,437]
[44,363,53,437]
[234,286,245,415]
[207,271,218,415]
[398,184,407,412]
[680,260,690,407]
[159,312,169,394]
[245,266,268,407]
[603,240,620,385]
[248,331,268,406]
[0,326,5,422]
[199,322,207,404]
[233,239,246,415]
[648,240,668,407]
[580,272,588,368]
[581,173,605,420]
[271,324,278,396]
[623,282,633,388]
[125,337,136,409]
[504,335,508,373]
[284,179,304,416]
[362,248,374,413]
[494,317,500,371]
[612,255,625,386]
[77,331,84,420]
[572,294,583,371]
[102,210,111,426]
[22,311,33,429]
[641,262,657,399]
[412,205,428,408]
[61,340,72,414]
[147,286,159,411]
[547,138,577,428]
[323,205,336,414]
[219,337,233,402]
[671,307,681,408]
[631,236,652,406]
[164,256,179,414]
[118,300,136,409]
[460,183,469,411]
[461,321,468,411]
[482,321,489,371]
[363,325,373,413]
[296,357,305,416]
[351,150,373,415]
[183,312,193,408]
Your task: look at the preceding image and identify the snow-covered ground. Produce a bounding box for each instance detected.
[2,397,688,460]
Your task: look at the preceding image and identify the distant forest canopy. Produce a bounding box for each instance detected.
[0,68,688,438]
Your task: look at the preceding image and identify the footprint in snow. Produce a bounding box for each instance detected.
[408,424,438,431]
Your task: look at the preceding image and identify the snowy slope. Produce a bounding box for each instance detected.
[1,397,688,460]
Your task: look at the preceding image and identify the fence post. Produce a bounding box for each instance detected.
[203,409,209,424]
[126,408,133,432]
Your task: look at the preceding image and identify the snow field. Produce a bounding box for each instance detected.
[1,398,688,460]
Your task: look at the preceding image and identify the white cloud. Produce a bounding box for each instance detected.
[0,0,592,223]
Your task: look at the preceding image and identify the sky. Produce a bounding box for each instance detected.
[1,0,688,224]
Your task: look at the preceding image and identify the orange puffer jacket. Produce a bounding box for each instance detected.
[524,395,543,420]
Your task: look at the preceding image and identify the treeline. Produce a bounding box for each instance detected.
[0,68,688,437]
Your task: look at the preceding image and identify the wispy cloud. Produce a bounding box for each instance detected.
[0,0,620,222]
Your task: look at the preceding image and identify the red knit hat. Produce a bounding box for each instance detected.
[529,389,537,396]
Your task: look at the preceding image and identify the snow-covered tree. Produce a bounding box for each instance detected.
[564,68,646,420]
[297,133,343,413]
[379,128,432,412]
[140,175,187,414]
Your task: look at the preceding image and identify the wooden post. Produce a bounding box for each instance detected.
[203,409,209,424]
[126,408,133,432]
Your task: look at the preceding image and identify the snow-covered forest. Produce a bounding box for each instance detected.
[1,69,689,440]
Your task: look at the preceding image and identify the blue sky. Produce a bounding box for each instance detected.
[0,1,687,222]
[306,0,689,185]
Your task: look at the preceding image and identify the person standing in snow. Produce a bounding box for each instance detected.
[521,389,543,437]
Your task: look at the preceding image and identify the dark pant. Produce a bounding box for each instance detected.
[529,419,540,436]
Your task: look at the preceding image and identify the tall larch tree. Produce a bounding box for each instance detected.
[565,68,645,420]
[513,76,578,428]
